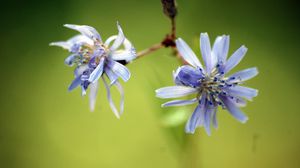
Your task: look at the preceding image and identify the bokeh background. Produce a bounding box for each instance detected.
[0,0,299,167]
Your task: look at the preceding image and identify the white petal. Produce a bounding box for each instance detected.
[155,86,198,99]
[89,81,99,112]
[224,45,248,73]
[49,41,71,50]
[162,98,197,107]
[64,24,102,42]
[175,38,203,68]
[200,33,213,73]
[102,77,120,118]
[109,22,125,51]
[114,81,125,115]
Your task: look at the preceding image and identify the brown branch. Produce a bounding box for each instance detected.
[136,43,164,58]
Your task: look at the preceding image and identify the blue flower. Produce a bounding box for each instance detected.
[156,33,258,135]
[50,22,136,118]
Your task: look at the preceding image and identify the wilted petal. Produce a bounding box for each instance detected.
[219,95,248,123]
[107,59,130,82]
[228,67,258,83]
[162,98,197,107]
[174,65,203,87]
[64,24,102,42]
[109,23,125,51]
[88,57,105,83]
[176,38,203,68]
[89,81,99,111]
[68,75,82,91]
[225,86,258,101]
[102,77,120,118]
[224,45,248,73]
[114,81,125,115]
[156,86,198,99]
[49,41,71,50]
[200,33,213,73]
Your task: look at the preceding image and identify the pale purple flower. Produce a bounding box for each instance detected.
[156,33,258,135]
[50,22,136,118]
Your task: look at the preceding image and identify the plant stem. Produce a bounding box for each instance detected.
[136,43,164,58]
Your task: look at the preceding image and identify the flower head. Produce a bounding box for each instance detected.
[50,22,136,118]
[156,33,258,135]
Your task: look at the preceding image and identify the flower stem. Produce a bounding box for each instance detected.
[136,43,164,58]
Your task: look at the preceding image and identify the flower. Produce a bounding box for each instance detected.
[50,22,136,118]
[156,33,258,135]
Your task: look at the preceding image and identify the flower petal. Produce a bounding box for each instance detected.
[228,67,258,83]
[200,33,213,73]
[64,54,79,67]
[219,95,248,123]
[225,86,258,101]
[174,65,203,87]
[49,41,71,50]
[109,22,125,51]
[64,24,102,42]
[185,94,206,133]
[162,98,197,107]
[224,45,248,73]
[155,86,198,99]
[105,67,119,85]
[107,60,131,82]
[102,77,120,118]
[89,81,99,112]
[204,105,214,136]
[175,38,203,68]
[88,57,105,83]
[114,81,125,115]
[212,35,230,65]
[68,75,82,91]
[212,109,218,129]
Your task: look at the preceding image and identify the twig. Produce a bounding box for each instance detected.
[136,43,164,58]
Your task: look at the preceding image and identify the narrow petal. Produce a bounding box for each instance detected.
[225,86,258,101]
[64,54,78,66]
[109,22,125,51]
[224,45,248,73]
[212,109,218,129]
[200,33,213,73]
[111,49,136,62]
[228,67,258,83]
[102,77,120,118]
[64,24,102,42]
[204,105,213,136]
[68,75,82,91]
[107,60,130,82]
[162,98,197,107]
[185,94,206,133]
[89,81,99,111]
[49,41,71,50]
[219,95,248,123]
[114,81,125,115]
[175,38,203,68]
[88,57,105,83]
[155,86,198,99]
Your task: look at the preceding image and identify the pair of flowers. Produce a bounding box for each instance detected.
[51,23,258,135]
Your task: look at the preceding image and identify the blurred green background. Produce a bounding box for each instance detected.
[0,0,299,167]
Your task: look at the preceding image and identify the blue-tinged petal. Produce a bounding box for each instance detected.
[212,35,230,65]
[114,81,125,115]
[174,65,203,87]
[105,67,119,85]
[64,54,79,66]
[111,50,136,62]
[109,22,125,51]
[102,77,120,118]
[228,67,258,83]
[224,45,248,74]
[200,33,213,73]
[219,95,248,123]
[89,81,99,112]
[49,41,71,50]
[88,57,105,83]
[228,96,247,107]
[225,86,258,101]
[155,86,198,99]
[68,75,82,91]
[175,38,203,69]
[74,65,89,77]
[162,98,197,107]
[204,105,213,136]
[64,24,102,42]
[107,60,130,82]
[185,94,206,133]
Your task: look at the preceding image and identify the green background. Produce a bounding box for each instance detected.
[0,0,299,167]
